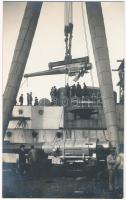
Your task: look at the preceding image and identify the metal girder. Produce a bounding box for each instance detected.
[86,2,119,151]
[3,2,43,138]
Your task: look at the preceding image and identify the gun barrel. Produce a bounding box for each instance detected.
[24,69,67,78]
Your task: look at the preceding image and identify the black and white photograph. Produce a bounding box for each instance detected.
[2,1,125,198]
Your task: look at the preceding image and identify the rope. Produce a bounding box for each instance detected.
[81,2,89,57]
[20,78,28,89]
[81,2,94,87]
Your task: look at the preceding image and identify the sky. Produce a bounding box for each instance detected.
[2,1,125,104]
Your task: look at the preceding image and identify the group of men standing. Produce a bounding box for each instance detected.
[26,92,33,105]
[50,82,88,102]
[107,146,123,195]
[65,82,88,98]
[18,93,39,106]
[50,86,58,102]
[18,144,37,177]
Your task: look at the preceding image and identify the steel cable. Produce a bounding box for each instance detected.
[81,2,94,87]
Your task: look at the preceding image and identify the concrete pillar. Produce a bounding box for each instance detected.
[86,2,119,150]
[3,2,42,138]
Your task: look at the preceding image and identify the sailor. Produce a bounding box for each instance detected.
[27,93,30,105]
[76,82,82,97]
[50,87,55,103]
[19,94,23,106]
[34,97,39,106]
[70,84,76,97]
[29,92,33,105]
[28,145,37,177]
[65,83,70,98]
[50,87,54,100]
[18,144,26,175]
[82,83,88,96]
[107,148,117,192]
[53,86,57,98]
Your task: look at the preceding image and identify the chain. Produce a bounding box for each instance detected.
[64,2,73,64]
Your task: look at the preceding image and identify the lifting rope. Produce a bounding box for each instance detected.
[20,78,28,89]
[81,2,94,87]
[64,2,94,87]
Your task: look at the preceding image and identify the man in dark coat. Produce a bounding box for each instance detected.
[27,93,30,105]
[71,84,76,97]
[65,83,70,98]
[19,94,23,106]
[29,92,33,105]
[82,83,88,96]
[76,82,82,97]
[53,86,57,98]
[34,97,39,106]
[19,144,26,175]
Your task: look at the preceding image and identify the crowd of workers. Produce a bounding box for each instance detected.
[18,143,123,196]
[50,82,95,105]
[17,82,97,107]
[17,93,39,106]
[50,82,88,101]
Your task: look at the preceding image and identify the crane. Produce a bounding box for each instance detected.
[3,2,119,153]
[3,2,43,138]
